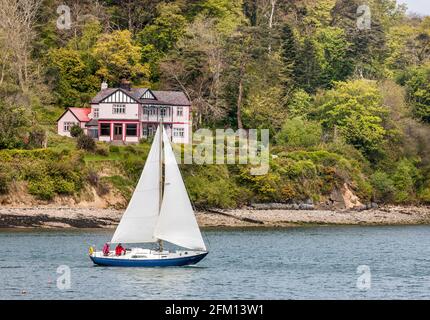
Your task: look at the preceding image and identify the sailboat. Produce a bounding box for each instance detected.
[89,124,208,267]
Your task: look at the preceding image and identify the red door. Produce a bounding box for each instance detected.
[113,124,123,140]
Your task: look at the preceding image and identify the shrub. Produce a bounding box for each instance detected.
[70,124,84,137]
[77,135,96,152]
[370,171,395,201]
[54,178,75,195]
[87,170,99,186]
[95,145,109,156]
[28,127,46,148]
[109,145,120,153]
[392,159,420,203]
[28,178,55,200]
[96,181,110,196]
[125,145,137,154]
[418,187,430,204]
[0,165,12,194]
[276,118,322,148]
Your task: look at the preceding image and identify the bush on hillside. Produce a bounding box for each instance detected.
[276,118,322,148]
[77,135,96,152]
[27,126,46,148]
[70,124,84,137]
[0,164,12,194]
[109,145,120,153]
[95,145,109,156]
[28,178,55,200]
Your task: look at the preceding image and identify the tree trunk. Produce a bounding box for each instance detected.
[268,0,277,53]
[237,65,245,129]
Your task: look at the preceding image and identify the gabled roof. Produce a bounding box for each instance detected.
[57,107,91,122]
[91,87,191,106]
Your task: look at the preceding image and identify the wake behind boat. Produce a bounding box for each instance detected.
[89,124,208,267]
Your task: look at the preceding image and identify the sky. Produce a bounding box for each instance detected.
[398,0,430,15]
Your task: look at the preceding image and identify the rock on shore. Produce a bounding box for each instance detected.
[1,205,430,228]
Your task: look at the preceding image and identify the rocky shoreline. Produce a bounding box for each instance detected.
[1,205,430,229]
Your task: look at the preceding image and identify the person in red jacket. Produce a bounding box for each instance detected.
[115,243,126,256]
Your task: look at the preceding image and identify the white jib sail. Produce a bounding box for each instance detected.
[154,130,207,251]
[111,126,161,244]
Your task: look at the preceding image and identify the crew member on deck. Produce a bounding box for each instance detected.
[102,242,110,256]
[115,243,126,256]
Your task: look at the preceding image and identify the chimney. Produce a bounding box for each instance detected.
[119,79,131,91]
[101,81,108,90]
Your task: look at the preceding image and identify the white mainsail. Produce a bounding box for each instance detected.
[111,126,161,244]
[154,130,207,251]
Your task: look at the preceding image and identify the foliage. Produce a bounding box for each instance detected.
[70,124,84,138]
[0,101,29,149]
[0,164,12,194]
[1,0,430,206]
[77,135,96,152]
[313,80,388,158]
[276,118,322,148]
[27,126,46,149]
[92,30,150,85]
[399,64,430,123]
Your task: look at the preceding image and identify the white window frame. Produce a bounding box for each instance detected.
[63,122,77,132]
[112,104,126,114]
[177,107,183,117]
[93,108,99,118]
[173,127,184,138]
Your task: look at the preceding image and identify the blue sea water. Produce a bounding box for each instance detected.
[0,226,429,299]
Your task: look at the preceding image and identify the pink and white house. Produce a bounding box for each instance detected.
[57,107,92,137]
[57,81,192,144]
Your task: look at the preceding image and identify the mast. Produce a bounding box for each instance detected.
[158,111,164,252]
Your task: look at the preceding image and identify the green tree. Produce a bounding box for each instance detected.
[400,64,430,123]
[280,24,298,92]
[92,30,150,85]
[242,86,287,134]
[294,39,323,93]
[276,117,322,148]
[48,47,99,107]
[0,101,28,149]
[313,80,388,158]
[192,0,245,34]
[138,2,187,81]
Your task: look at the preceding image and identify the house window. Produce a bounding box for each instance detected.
[93,108,99,118]
[88,128,99,138]
[100,123,111,136]
[177,107,183,117]
[173,128,184,138]
[160,108,166,117]
[143,106,157,116]
[142,126,148,137]
[63,122,77,132]
[113,104,125,114]
[126,124,137,136]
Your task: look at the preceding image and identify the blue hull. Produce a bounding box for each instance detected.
[90,252,208,267]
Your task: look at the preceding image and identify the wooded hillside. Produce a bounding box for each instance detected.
[1,0,430,208]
